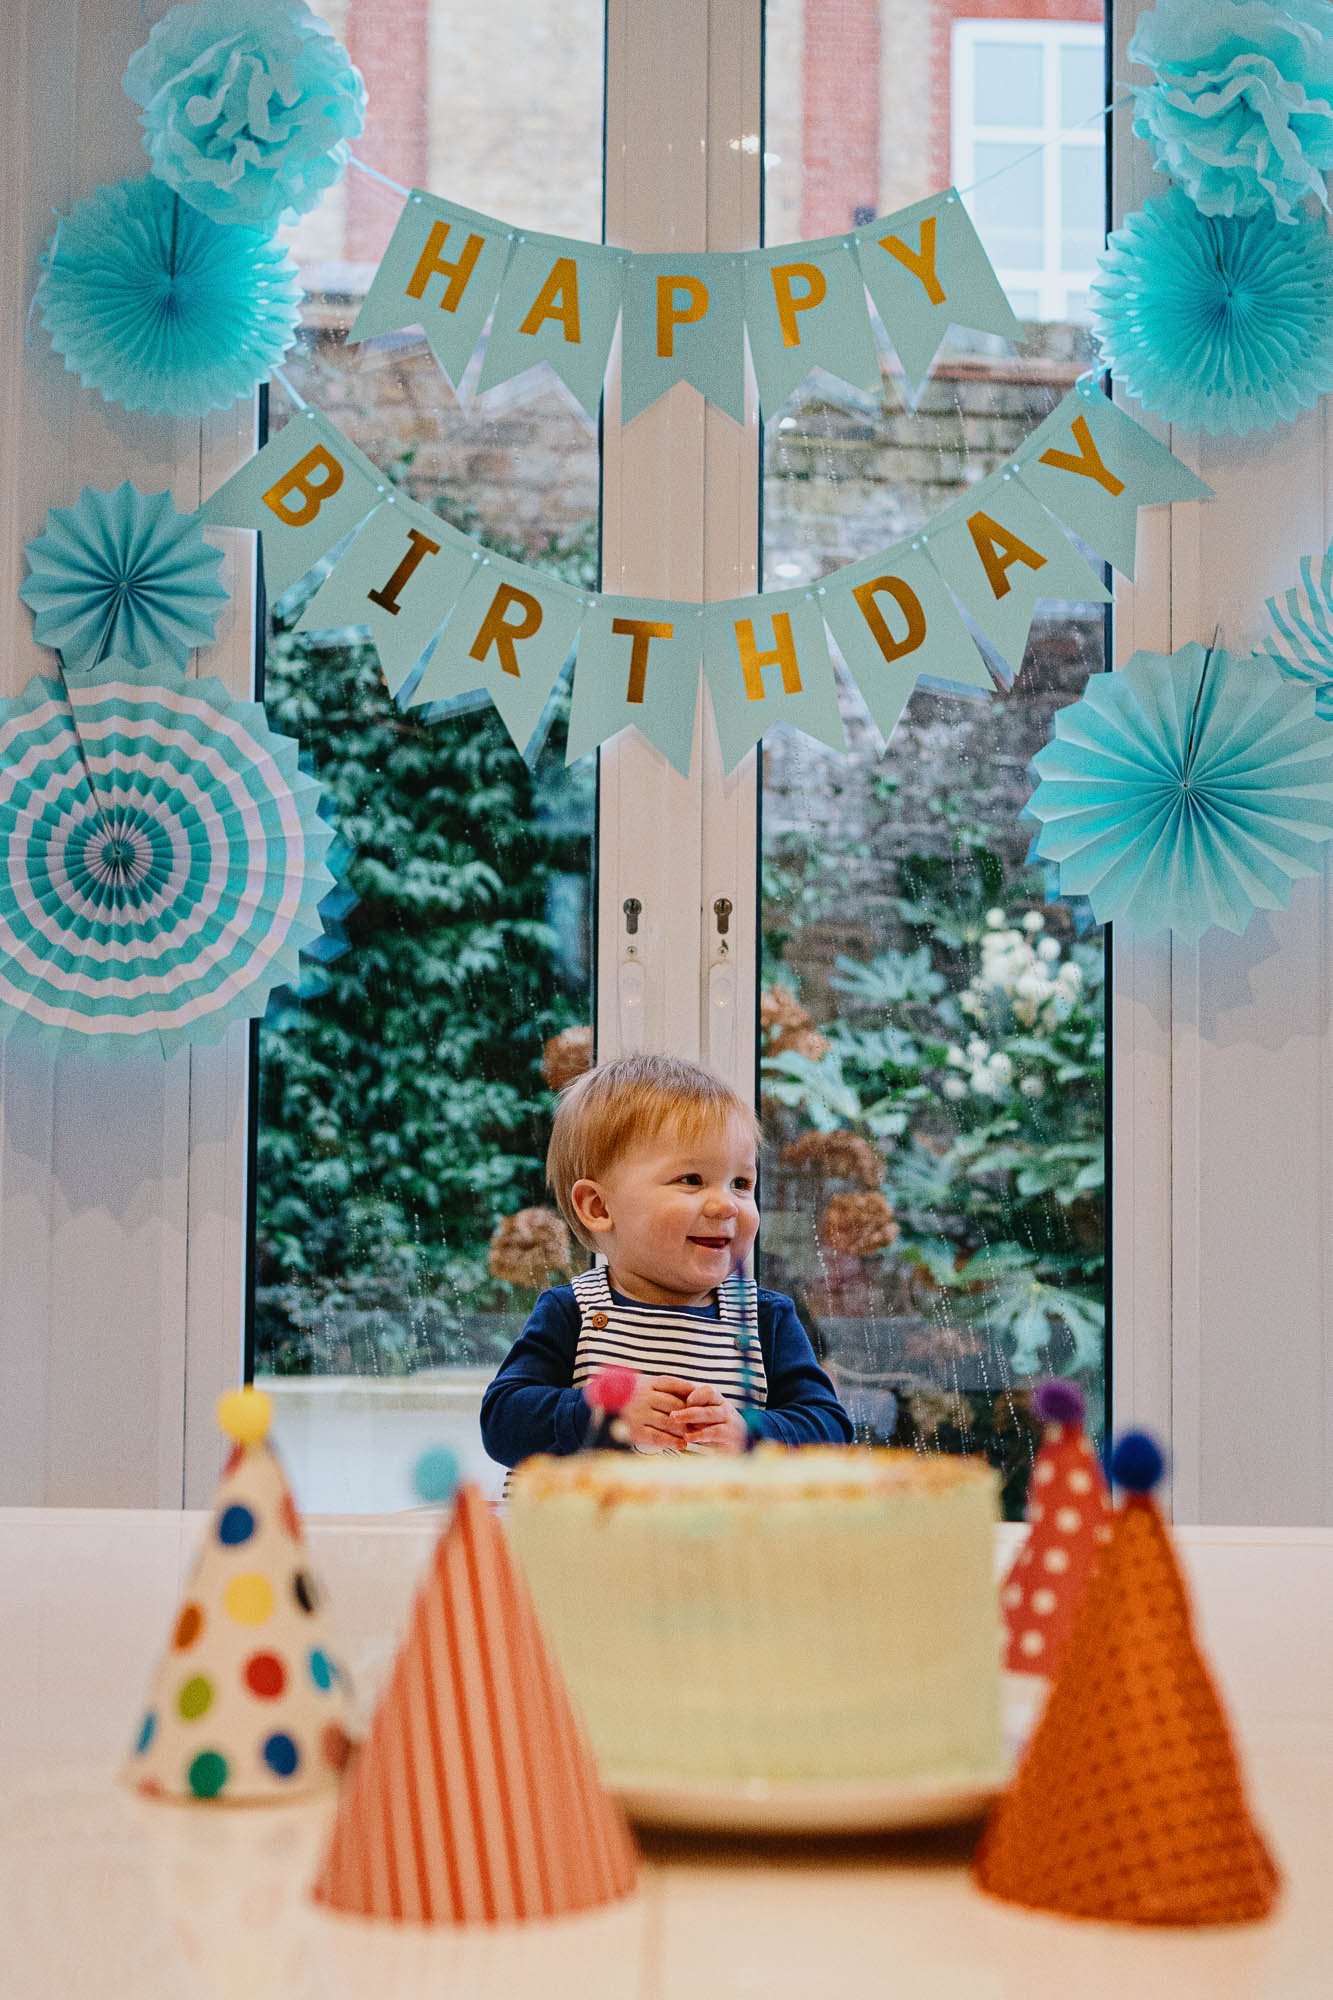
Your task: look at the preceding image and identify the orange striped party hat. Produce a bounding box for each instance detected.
[313,1480,639,1926]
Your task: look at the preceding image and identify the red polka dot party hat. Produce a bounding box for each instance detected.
[974,1432,1280,1926]
[313,1457,639,1925]
[126,1388,355,1804]
[1001,1378,1113,1679]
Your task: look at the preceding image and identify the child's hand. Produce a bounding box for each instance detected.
[619,1375,695,1450]
[667,1384,748,1454]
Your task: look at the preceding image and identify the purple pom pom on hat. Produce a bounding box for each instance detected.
[1032,1378,1086,1426]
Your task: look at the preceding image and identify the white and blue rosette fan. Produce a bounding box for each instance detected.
[1025,644,1333,941]
[0,661,344,1055]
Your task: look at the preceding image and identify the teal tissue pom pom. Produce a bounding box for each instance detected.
[1261,544,1333,720]
[125,0,366,231]
[413,1448,460,1505]
[20,484,227,674]
[37,176,301,418]
[1129,0,1333,225]
[1026,644,1333,941]
[1091,189,1333,435]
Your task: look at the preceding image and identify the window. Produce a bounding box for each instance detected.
[952,19,1105,322]
[253,0,604,1508]
[764,1,1108,1512]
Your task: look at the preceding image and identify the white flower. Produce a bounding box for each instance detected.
[1037,937,1061,962]
[1022,911,1045,933]
[985,907,1006,928]
[1020,1075,1046,1099]
[966,1036,989,1061]
[969,1067,1000,1098]
[942,1076,968,1101]
[960,991,982,1018]
[945,1044,965,1067]
[988,1052,1014,1082]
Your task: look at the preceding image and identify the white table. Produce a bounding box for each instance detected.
[1,1509,1330,1999]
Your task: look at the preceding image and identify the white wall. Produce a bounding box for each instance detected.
[0,0,252,1508]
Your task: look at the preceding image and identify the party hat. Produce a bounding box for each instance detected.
[974,1432,1280,1926]
[313,1469,639,1925]
[1001,1379,1113,1677]
[127,1388,355,1803]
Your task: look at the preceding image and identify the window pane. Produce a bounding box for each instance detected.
[1061,143,1105,269]
[1061,40,1103,127]
[972,40,1044,129]
[764,2,1108,1515]
[256,0,603,1510]
[970,144,1045,272]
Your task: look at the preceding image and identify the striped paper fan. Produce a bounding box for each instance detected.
[313,1485,638,1926]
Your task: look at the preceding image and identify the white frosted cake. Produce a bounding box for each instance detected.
[506,1446,1004,1787]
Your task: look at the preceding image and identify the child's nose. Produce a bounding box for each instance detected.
[705,1188,738,1215]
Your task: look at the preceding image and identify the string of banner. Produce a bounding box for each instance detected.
[202,165,1210,775]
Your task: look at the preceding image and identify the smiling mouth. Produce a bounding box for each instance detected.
[689,1236,732,1250]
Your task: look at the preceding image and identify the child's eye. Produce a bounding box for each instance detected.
[733,1179,754,1192]
[676,1173,702,1185]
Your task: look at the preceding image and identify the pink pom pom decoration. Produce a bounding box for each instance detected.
[585,1366,637,1416]
[1033,1378,1086,1426]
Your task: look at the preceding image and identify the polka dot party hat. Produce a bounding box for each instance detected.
[974,1432,1281,1926]
[314,1466,639,1925]
[127,1387,355,1804]
[1001,1379,1113,1678]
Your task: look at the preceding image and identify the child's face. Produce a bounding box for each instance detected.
[572,1112,760,1307]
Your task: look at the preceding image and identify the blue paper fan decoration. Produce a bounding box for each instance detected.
[1129,0,1333,225]
[20,483,228,674]
[0,662,346,1057]
[1026,644,1333,940]
[125,0,366,231]
[37,175,301,418]
[1261,544,1333,718]
[1091,189,1333,435]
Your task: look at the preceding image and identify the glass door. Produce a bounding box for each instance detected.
[759,0,1108,1513]
[253,0,604,1506]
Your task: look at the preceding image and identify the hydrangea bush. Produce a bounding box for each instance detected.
[762,846,1105,1391]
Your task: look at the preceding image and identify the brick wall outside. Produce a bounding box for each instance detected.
[345,0,432,264]
[800,0,882,237]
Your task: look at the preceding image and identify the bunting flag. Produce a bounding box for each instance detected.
[475,236,626,420]
[345,183,1022,421]
[202,386,1210,772]
[295,496,478,697]
[821,546,994,740]
[925,468,1111,675]
[348,192,514,392]
[852,191,1022,396]
[407,552,586,756]
[568,596,702,775]
[743,237,882,410]
[201,409,385,601]
[701,586,845,768]
[1013,391,1213,580]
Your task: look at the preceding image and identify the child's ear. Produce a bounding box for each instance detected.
[569,1176,613,1236]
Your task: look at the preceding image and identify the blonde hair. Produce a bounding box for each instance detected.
[547,1053,761,1251]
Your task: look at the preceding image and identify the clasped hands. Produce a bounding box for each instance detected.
[619,1374,748,1453]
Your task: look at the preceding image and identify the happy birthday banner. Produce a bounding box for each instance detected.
[348,185,1024,420]
[203,386,1211,774]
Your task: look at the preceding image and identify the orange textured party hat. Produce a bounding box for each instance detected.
[313,1478,639,1926]
[127,1388,355,1804]
[1001,1379,1113,1677]
[975,1432,1280,1927]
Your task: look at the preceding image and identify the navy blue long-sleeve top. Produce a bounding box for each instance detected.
[480,1282,853,1468]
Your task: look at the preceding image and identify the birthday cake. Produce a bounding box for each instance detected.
[506,1446,1004,1787]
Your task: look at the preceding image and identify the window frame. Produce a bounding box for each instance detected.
[951,15,1105,321]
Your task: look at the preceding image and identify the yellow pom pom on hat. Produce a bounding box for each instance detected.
[217,1385,273,1446]
[126,1387,355,1804]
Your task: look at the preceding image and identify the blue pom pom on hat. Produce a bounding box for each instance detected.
[1109,1429,1167,1493]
